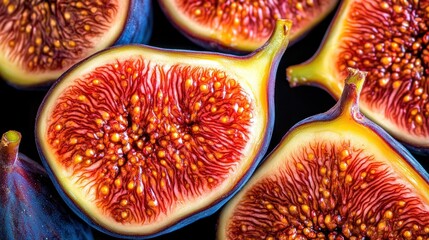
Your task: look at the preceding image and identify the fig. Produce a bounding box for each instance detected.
[218,68,429,239]
[0,0,153,88]
[287,0,429,154]
[0,130,94,240]
[157,0,339,53]
[35,19,292,238]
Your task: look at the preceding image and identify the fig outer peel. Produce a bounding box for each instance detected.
[286,0,429,155]
[0,130,94,240]
[218,68,429,239]
[0,0,152,88]
[35,19,292,238]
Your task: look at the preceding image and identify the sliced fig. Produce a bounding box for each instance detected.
[218,68,429,239]
[0,130,94,240]
[287,0,429,154]
[35,19,292,238]
[0,0,152,88]
[157,0,339,53]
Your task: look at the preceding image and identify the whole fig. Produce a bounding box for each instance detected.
[0,130,94,240]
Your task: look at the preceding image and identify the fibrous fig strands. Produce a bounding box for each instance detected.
[36,19,292,238]
[287,0,429,154]
[48,60,254,222]
[218,69,429,240]
[0,0,152,87]
[158,0,339,52]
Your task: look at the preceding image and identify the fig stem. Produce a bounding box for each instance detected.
[339,68,367,118]
[0,130,21,166]
[286,0,352,99]
[254,19,292,61]
[248,19,292,70]
[286,56,343,99]
[239,18,291,90]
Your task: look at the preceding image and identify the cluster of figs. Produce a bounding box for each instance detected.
[1,0,429,239]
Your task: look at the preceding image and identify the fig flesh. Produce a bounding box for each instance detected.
[35,19,292,238]
[218,68,429,239]
[0,0,153,88]
[158,0,339,53]
[287,0,429,154]
[0,130,94,240]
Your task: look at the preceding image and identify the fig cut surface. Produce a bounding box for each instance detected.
[0,0,152,88]
[36,19,292,238]
[287,0,429,154]
[158,0,339,53]
[218,69,429,240]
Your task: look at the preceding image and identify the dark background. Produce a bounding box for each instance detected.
[1,1,428,239]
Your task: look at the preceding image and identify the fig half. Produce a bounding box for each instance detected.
[287,0,429,154]
[35,19,292,238]
[218,68,429,239]
[0,0,152,88]
[0,130,93,240]
[158,0,339,53]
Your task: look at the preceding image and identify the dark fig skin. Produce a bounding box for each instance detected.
[0,0,153,89]
[0,130,94,240]
[116,0,153,45]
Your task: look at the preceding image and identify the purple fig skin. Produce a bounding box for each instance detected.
[115,0,153,45]
[0,130,94,240]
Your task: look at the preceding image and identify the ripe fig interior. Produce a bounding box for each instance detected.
[35,19,292,237]
[158,0,339,52]
[286,0,429,153]
[0,1,150,87]
[218,69,429,239]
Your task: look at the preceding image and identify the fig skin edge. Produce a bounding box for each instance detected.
[0,0,153,89]
[35,19,292,239]
[218,68,429,239]
[115,0,153,45]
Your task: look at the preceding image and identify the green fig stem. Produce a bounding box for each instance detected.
[0,130,21,166]
[286,56,343,98]
[253,19,292,60]
[251,19,292,63]
[241,19,292,84]
[286,0,355,100]
[340,68,367,118]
